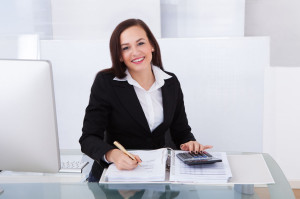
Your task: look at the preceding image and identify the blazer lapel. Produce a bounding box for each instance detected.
[152,77,176,135]
[112,81,151,133]
[161,78,176,126]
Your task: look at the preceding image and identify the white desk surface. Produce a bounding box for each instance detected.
[0,152,274,184]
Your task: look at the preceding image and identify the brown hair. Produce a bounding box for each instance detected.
[102,19,164,78]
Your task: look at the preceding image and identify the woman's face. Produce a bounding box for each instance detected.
[120,25,154,74]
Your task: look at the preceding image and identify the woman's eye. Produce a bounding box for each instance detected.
[122,46,129,51]
[138,42,145,46]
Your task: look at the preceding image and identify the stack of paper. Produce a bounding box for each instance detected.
[103,149,232,183]
[104,148,168,182]
[169,151,232,183]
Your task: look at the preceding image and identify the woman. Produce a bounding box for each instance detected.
[79,19,212,182]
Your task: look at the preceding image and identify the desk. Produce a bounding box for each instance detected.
[0,153,295,199]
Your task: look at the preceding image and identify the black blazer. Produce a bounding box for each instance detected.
[79,70,196,177]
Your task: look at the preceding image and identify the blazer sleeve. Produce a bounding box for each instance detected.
[79,72,114,168]
[169,75,196,148]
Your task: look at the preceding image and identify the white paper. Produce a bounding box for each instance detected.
[169,151,232,183]
[227,154,274,184]
[104,148,168,182]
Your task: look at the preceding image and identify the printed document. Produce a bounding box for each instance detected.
[104,148,168,182]
[104,149,232,183]
[169,151,232,183]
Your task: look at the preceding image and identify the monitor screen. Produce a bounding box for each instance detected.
[0,59,60,173]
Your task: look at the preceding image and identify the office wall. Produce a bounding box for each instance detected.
[0,0,52,39]
[161,0,245,37]
[245,0,300,66]
[40,37,268,153]
[51,0,161,39]
[50,0,245,39]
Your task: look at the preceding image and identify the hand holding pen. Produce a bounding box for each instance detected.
[105,141,142,170]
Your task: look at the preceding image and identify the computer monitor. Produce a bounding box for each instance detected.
[0,59,60,173]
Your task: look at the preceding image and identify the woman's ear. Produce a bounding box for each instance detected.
[151,43,155,52]
[120,57,123,62]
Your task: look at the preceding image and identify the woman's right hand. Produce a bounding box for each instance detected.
[105,149,142,170]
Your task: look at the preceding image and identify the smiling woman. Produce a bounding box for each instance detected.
[79,18,212,182]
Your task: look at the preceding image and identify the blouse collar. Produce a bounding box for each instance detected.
[113,65,172,91]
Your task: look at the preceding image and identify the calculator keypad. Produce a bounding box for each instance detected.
[176,151,222,165]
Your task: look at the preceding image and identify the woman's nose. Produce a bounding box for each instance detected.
[131,46,139,56]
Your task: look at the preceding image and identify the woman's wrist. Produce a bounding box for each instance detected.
[105,149,119,162]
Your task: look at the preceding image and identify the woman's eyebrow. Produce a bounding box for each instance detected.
[136,38,145,42]
[121,43,129,46]
[121,38,145,46]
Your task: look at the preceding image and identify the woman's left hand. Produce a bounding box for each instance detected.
[180,141,213,153]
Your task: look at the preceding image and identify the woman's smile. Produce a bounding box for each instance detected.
[131,56,145,64]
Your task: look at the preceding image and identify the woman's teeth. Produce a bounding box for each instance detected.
[132,57,144,63]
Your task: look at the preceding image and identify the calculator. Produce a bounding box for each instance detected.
[176,151,222,165]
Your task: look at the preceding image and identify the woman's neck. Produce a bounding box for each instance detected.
[129,67,155,91]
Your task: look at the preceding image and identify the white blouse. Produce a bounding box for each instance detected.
[113,65,172,132]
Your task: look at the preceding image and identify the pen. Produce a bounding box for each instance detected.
[113,141,141,166]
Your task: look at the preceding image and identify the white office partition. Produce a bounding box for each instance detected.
[0,35,39,59]
[41,37,269,151]
[159,37,269,152]
[51,0,161,40]
[40,40,111,149]
[161,0,245,37]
